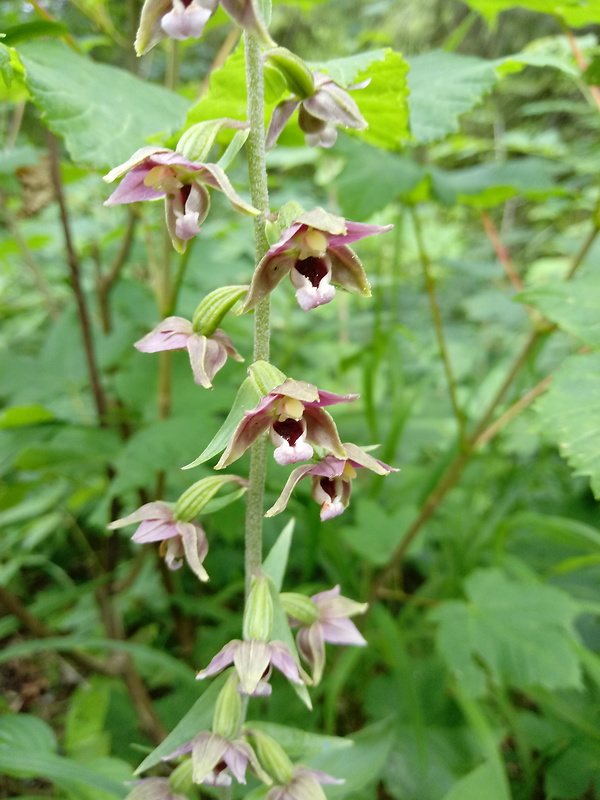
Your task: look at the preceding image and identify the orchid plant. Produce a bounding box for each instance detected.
[99,1,396,797]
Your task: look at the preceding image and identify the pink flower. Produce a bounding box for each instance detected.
[266,766,344,800]
[196,639,304,695]
[164,731,268,787]
[239,207,392,313]
[107,501,210,581]
[293,586,367,685]
[216,378,358,469]
[266,442,399,521]
[103,146,257,253]
[125,777,188,800]
[135,316,243,389]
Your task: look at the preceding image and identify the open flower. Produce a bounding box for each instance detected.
[197,639,303,695]
[216,378,358,469]
[125,777,187,800]
[107,501,210,581]
[164,732,269,787]
[266,442,398,521]
[135,316,243,389]
[104,146,257,252]
[267,71,368,150]
[267,766,344,800]
[239,207,392,313]
[293,586,367,685]
[135,0,273,55]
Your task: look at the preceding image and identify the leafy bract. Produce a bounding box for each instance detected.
[441,760,509,800]
[431,568,582,695]
[17,40,188,168]
[262,519,295,591]
[535,352,600,497]
[463,0,600,27]
[516,276,600,348]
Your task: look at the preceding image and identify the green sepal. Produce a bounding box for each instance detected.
[212,670,242,740]
[249,728,295,785]
[265,219,281,246]
[280,593,320,626]
[277,200,306,232]
[177,118,249,163]
[168,758,194,795]
[243,575,274,641]
[266,47,315,99]
[192,285,249,336]
[174,475,248,522]
[249,360,287,396]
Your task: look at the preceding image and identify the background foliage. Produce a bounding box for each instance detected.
[1,0,600,798]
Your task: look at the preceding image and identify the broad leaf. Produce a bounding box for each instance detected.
[535,352,600,497]
[463,0,600,27]
[18,40,188,168]
[246,721,351,759]
[431,568,582,695]
[441,760,509,800]
[262,519,295,591]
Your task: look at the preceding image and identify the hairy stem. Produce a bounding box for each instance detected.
[243,32,271,594]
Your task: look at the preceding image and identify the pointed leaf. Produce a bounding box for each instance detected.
[262,519,295,591]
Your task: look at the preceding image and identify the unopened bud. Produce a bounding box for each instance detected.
[177,119,249,164]
[243,574,273,641]
[250,728,295,785]
[192,285,249,336]
[249,360,287,396]
[168,758,194,795]
[266,47,315,99]
[280,592,320,626]
[212,670,242,739]
[174,475,247,522]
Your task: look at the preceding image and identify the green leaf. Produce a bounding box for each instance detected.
[441,760,510,800]
[2,21,69,45]
[316,49,392,87]
[431,157,565,207]
[0,715,57,755]
[245,721,351,760]
[134,674,227,773]
[0,43,13,87]
[63,677,111,761]
[183,377,262,469]
[516,276,600,348]
[408,50,498,144]
[18,40,188,168]
[0,404,55,428]
[341,501,417,567]
[535,352,600,497]
[463,0,600,27]
[0,752,128,798]
[262,519,295,591]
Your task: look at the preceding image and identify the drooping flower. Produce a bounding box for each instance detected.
[164,731,270,787]
[103,146,257,253]
[238,207,392,313]
[124,777,187,800]
[266,766,344,800]
[216,378,358,469]
[197,639,304,695]
[266,442,398,520]
[267,71,368,150]
[135,316,243,389]
[135,0,273,55]
[292,586,367,685]
[107,501,211,581]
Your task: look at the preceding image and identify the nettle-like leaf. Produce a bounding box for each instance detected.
[463,0,600,27]
[431,568,582,696]
[17,40,188,168]
[516,275,600,348]
[535,352,600,498]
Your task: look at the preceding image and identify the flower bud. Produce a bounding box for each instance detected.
[212,670,242,739]
[174,475,247,522]
[280,592,320,626]
[248,360,287,396]
[192,285,249,336]
[168,758,194,795]
[243,574,273,641]
[265,47,315,99]
[177,119,249,163]
[250,728,295,785]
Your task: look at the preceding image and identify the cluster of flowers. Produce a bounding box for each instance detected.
[106,1,398,797]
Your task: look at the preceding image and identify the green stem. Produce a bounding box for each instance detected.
[243,32,271,596]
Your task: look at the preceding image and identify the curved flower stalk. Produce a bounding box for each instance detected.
[135,0,274,55]
[216,378,358,469]
[135,317,243,389]
[266,69,368,150]
[284,586,367,685]
[103,146,258,253]
[164,731,269,787]
[239,207,392,312]
[266,442,398,520]
[197,639,304,695]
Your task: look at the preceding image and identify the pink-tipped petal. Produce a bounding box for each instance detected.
[238,251,296,314]
[223,741,252,784]
[266,99,300,150]
[132,518,180,543]
[291,268,336,311]
[303,81,367,130]
[211,329,244,362]
[329,245,371,296]
[319,617,367,646]
[328,221,393,247]
[161,1,212,39]
[107,501,173,530]
[104,168,164,206]
[296,624,325,685]
[197,640,241,680]
[187,334,227,389]
[191,733,229,784]
[178,521,210,581]
[196,163,258,216]
[175,211,201,240]
[234,640,272,695]
[268,641,304,685]
[273,439,314,466]
[320,498,346,521]
[300,767,345,786]
[309,389,359,408]
[134,317,193,353]
[216,408,274,469]
[303,406,346,459]
[343,442,399,475]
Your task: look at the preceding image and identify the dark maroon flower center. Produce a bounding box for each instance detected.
[181,0,195,7]
[273,418,304,445]
[295,256,329,287]
[319,477,337,501]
